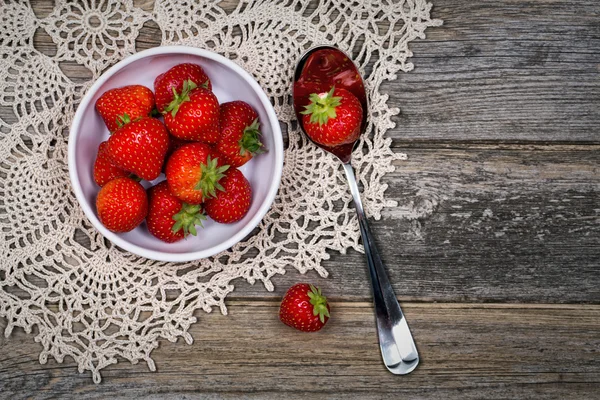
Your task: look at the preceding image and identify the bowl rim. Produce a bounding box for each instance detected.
[68,45,284,262]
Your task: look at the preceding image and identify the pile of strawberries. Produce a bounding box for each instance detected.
[93,63,264,243]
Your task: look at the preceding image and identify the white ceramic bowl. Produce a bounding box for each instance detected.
[68,46,283,262]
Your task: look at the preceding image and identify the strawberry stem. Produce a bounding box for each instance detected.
[239,118,265,156]
[172,203,206,236]
[193,156,229,200]
[128,173,141,182]
[300,86,342,126]
[307,284,330,323]
[164,79,197,118]
[115,113,131,129]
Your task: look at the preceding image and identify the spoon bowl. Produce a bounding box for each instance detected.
[292,45,368,163]
[293,45,420,375]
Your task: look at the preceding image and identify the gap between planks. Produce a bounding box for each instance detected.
[225,301,600,310]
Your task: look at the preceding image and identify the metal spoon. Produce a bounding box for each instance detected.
[293,45,419,375]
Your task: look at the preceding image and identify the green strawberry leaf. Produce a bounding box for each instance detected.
[300,86,342,126]
[172,202,206,237]
[194,156,230,201]
[239,118,266,156]
[164,79,198,118]
[308,284,330,324]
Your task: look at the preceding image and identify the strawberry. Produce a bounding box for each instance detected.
[165,142,229,204]
[146,181,206,243]
[166,135,192,159]
[93,141,129,187]
[95,85,155,133]
[204,168,251,223]
[96,177,148,233]
[154,63,212,113]
[279,284,330,332]
[163,80,220,143]
[107,116,169,181]
[293,77,330,116]
[161,135,193,173]
[216,101,264,167]
[300,86,363,147]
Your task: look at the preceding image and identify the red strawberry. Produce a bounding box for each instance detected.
[204,168,251,223]
[163,80,220,143]
[154,63,212,113]
[293,78,330,116]
[96,177,148,233]
[279,284,331,332]
[93,141,129,186]
[166,135,192,159]
[146,181,206,243]
[95,85,155,133]
[216,101,264,167]
[161,135,193,173]
[107,116,169,181]
[301,86,363,147]
[165,142,229,204]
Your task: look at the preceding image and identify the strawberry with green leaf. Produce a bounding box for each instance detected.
[165,142,229,204]
[204,168,251,223]
[163,80,220,143]
[279,283,331,332]
[146,181,206,243]
[217,101,264,167]
[154,63,212,113]
[300,86,363,147]
[95,85,155,133]
[106,116,169,181]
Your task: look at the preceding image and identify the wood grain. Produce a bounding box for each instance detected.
[1,0,599,396]
[1,303,599,399]
[386,0,600,142]
[197,146,599,303]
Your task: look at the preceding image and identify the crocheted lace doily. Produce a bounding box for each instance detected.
[0,0,441,382]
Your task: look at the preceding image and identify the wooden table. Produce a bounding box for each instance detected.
[1,1,599,398]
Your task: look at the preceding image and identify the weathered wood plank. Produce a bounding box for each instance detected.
[225,146,600,303]
[2,1,599,397]
[385,0,600,142]
[1,302,598,398]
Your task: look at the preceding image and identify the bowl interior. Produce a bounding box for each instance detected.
[71,50,281,260]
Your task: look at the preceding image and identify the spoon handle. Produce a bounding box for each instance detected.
[342,163,419,375]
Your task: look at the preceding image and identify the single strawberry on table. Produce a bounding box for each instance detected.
[107,116,169,181]
[154,63,212,113]
[146,181,206,243]
[204,168,251,223]
[300,86,363,147]
[279,283,330,332]
[217,101,264,168]
[163,80,220,143]
[95,85,155,133]
[96,177,148,233]
[165,142,229,204]
[93,141,129,187]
